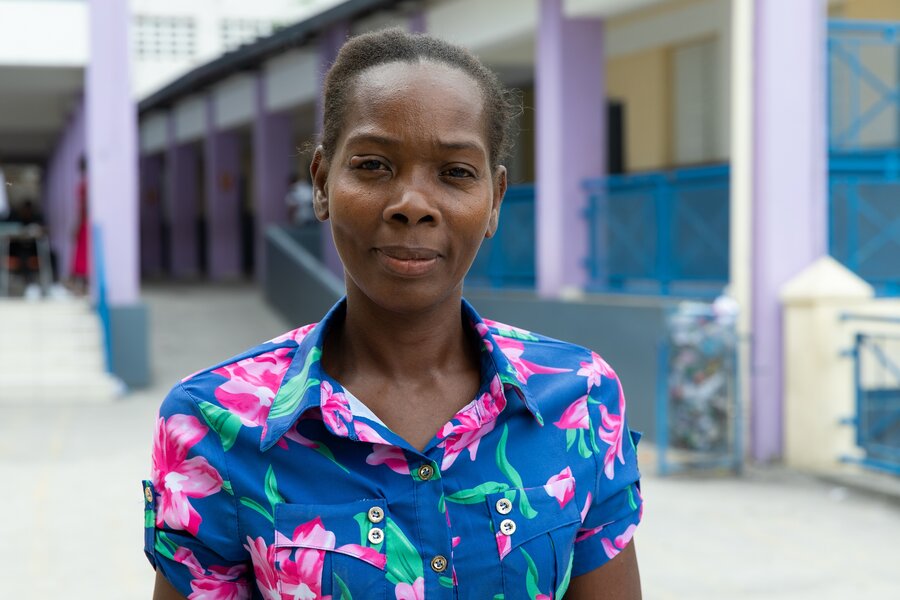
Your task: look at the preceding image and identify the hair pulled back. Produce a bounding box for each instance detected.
[321,28,519,170]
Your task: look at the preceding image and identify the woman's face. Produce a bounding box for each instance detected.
[312,61,506,315]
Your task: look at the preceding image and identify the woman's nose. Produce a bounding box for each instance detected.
[383,182,440,226]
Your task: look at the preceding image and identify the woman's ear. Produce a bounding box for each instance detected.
[485,165,507,239]
[310,146,329,221]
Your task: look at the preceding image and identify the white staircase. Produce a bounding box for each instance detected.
[0,298,121,403]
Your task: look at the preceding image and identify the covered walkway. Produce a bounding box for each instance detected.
[0,284,899,598]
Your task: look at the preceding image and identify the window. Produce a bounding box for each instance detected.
[220,19,277,52]
[134,15,197,60]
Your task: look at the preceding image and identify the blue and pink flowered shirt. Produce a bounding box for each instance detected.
[143,298,642,599]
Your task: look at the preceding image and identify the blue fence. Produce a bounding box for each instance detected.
[466,183,535,289]
[830,151,900,295]
[828,20,900,152]
[842,314,900,475]
[584,165,730,295]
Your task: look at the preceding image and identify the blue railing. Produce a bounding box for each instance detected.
[92,224,113,373]
[466,183,535,289]
[584,165,730,296]
[828,20,900,152]
[830,150,900,295]
[842,315,900,475]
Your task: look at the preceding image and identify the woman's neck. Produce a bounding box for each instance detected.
[324,287,475,382]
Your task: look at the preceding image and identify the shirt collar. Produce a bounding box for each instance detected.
[261,297,542,451]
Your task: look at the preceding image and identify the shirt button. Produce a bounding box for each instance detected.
[430,555,448,573]
[367,527,384,544]
[417,464,435,481]
[495,498,513,515]
[499,518,517,536]
[144,486,153,504]
[367,506,385,524]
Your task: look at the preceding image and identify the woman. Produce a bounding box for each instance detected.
[145,29,642,599]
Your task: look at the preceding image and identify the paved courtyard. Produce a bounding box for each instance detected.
[1,282,898,599]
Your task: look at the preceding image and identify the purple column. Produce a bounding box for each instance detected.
[408,10,426,33]
[751,0,828,462]
[139,154,163,277]
[317,22,350,279]
[165,115,200,278]
[86,0,138,304]
[205,95,242,280]
[535,0,605,296]
[253,75,293,281]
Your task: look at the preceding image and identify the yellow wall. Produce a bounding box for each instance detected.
[606,48,671,172]
[838,0,900,20]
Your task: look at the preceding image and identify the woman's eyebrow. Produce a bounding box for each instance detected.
[344,133,485,155]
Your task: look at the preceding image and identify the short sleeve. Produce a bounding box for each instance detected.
[143,383,252,598]
[571,367,643,578]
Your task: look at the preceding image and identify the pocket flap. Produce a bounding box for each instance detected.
[274,499,387,570]
[486,485,580,555]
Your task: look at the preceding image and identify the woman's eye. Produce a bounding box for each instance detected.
[355,159,388,171]
[443,167,474,178]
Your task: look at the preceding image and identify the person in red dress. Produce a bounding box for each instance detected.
[69,155,89,295]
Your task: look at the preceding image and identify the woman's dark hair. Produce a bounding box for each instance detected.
[321,28,520,170]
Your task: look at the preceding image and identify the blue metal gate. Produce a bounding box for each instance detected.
[843,315,900,475]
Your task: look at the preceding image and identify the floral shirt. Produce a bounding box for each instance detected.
[143,298,642,599]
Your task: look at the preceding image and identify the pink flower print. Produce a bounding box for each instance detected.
[474,322,494,352]
[340,544,387,570]
[274,518,335,600]
[577,352,616,391]
[553,395,589,430]
[269,323,317,345]
[580,492,592,523]
[600,524,637,559]
[493,336,570,384]
[243,537,280,600]
[173,547,250,600]
[496,531,512,560]
[598,382,627,479]
[366,445,410,475]
[437,396,499,470]
[543,467,576,509]
[213,348,292,430]
[151,414,223,536]
[320,381,352,437]
[395,577,425,600]
[354,420,390,445]
[482,318,533,338]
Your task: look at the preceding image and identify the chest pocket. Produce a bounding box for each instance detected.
[486,486,581,600]
[274,500,388,600]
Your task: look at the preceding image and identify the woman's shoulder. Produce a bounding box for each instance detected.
[159,322,319,419]
[480,316,616,378]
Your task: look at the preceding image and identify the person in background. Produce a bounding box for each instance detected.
[69,155,89,295]
[285,169,316,226]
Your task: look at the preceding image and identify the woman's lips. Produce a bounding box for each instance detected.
[375,247,440,277]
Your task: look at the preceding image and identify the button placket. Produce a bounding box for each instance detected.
[499,518,517,536]
[367,506,384,524]
[367,527,384,544]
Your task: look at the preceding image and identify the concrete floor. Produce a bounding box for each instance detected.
[1,282,898,599]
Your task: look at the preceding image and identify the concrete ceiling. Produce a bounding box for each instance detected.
[0,65,83,162]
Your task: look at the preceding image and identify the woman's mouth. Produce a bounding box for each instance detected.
[375,247,440,277]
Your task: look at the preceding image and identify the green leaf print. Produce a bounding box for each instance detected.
[588,422,601,454]
[444,481,510,505]
[556,549,574,598]
[221,480,234,495]
[239,496,274,524]
[333,573,353,600]
[577,429,592,459]
[264,465,284,512]
[197,401,243,452]
[155,531,178,561]
[308,439,350,474]
[494,327,539,342]
[521,548,542,600]
[496,425,537,519]
[269,347,322,420]
[384,518,423,586]
[627,485,638,512]
[144,508,155,528]
[353,512,383,551]
[565,428,577,451]
[439,576,454,588]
